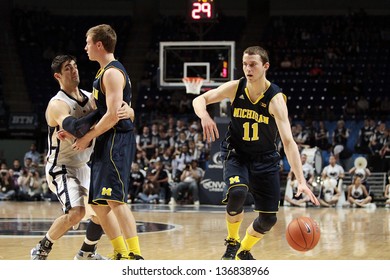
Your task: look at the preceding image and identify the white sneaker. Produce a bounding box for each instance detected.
[168,199,176,205]
[72,222,80,230]
[194,200,200,206]
[74,250,108,260]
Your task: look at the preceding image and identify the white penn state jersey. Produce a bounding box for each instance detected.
[323,164,344,180]
[46,89,95,168]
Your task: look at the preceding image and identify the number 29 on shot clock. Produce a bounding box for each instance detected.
[189,0,216,21]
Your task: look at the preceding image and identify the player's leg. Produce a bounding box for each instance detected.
[236,164,280,260]
[220,152,250,260]
[91,204,130,259]
[31,166,86,260]
[107,201,143,259]
[236,212,277,260]
[31,206,85,260]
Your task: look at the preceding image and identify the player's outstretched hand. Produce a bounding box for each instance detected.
[295,182,320,205]
[201,115,219,143]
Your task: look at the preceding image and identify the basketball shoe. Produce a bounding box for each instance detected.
[74,250,108,260]
[31,243,51,260]
[235,250,255,260]
[221,238,240,260]
[129,252,144,260]
[109,251,144,260]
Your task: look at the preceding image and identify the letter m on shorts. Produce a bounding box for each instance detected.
[101,187,112,196]
[229,176,240,184]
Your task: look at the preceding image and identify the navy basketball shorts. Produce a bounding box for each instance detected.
[221,148,281,213]
[89,129,136,205]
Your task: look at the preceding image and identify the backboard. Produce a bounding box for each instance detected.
[159,41,235,89]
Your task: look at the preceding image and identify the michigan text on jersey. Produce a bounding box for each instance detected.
[233,108,269,124]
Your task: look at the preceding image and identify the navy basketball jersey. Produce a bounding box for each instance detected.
[225,77,285,156]
[92,60,133,131]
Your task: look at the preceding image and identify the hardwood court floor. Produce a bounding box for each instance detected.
[0,201,389,260]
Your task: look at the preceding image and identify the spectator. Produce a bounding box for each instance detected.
[157,129,173,150]
[0,168,17,201]
[315,120,331,151]
[174,131,189,151]
[346,176,373,208]
[318,178,341,207]
[24,157,36,170]
[157,147,173,174]
[321,155,345,192]
[17,168,44,201]
[355,118,375,154]
[136,125,155,160]
[171,144,194,181]
[23,143,41,166]
[128,163,145,204]
[171,159,204,206]
[369,122,386,155]
[288,153,314,186]
[292,123,308,150]
[141,160,171,204]
[348,163,371,192]
[134,150,149,172]
[332,120,351,163]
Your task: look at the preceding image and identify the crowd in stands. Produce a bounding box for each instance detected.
[1,114,389,206]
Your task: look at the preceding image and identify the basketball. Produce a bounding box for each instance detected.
[286,216,320,252]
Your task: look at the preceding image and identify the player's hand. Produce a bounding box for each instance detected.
[72,136,90,151]
[57,129,75,141]
[118,101,134,121]
[200,115,219,143]
[295,182,320,205]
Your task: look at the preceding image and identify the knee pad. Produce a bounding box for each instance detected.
[253,213,277,234]
[226,186,248,216]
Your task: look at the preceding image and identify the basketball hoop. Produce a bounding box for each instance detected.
[182,77,204,95]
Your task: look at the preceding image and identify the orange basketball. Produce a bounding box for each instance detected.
[286,216,320,252]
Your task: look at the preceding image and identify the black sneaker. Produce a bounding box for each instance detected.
[129,252,144,260]
[221,238,240,260]
[236,250,255,260]
[109,251,128,260]
[31,243,51,260]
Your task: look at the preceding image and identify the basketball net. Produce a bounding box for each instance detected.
[182,77,204,95]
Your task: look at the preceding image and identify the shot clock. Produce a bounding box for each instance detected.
[188,0,216,21]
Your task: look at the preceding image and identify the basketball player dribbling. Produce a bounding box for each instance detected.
[193,46,319,260]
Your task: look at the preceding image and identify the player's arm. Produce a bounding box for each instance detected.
[46,99,72,128]
[62,110,100,138]
[270,93,319,205]
[74,68,123,150]
[46,99,78,141]
[192,80,238,142]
